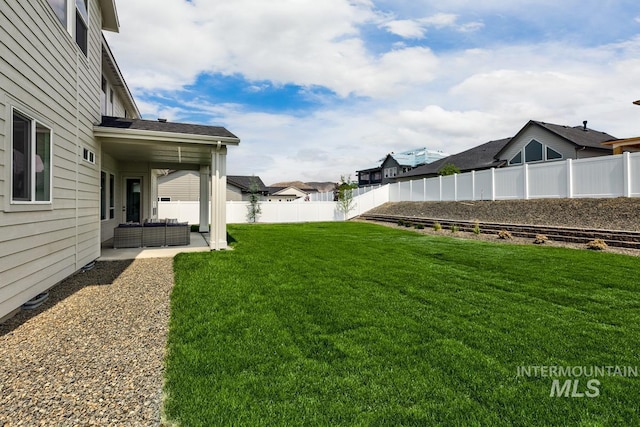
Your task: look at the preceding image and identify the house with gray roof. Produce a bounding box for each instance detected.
[357,147,448,186]
[158,173,268,202]
[397,120,616,181]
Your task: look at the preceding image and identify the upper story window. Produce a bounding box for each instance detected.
[75,0,88,55]
[384,167,397,178]
[46,0,88,56]
[12,109,52,203]
[509,139,563,165]
[48,0,67,26]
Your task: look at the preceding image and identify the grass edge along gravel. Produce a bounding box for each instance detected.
[164,222,640,426]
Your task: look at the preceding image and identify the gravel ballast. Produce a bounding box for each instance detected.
[0,258,174,426]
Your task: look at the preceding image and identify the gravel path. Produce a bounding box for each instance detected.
[0,258,174,426]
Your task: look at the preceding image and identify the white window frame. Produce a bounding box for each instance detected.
[100,170,116,221]
[508,139,564,166]
[10,107,53,205]
[83,147,96,164]
[45,0,88,56]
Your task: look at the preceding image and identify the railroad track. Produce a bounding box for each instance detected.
[359,213,640,250]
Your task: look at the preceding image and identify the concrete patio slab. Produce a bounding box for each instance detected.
[99,232,211,261]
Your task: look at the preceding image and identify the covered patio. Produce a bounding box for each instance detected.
[94,117,240,251]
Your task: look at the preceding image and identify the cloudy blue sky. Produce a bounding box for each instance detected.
[106,0,640,185]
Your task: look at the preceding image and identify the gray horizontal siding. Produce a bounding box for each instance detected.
[0,0,104,319]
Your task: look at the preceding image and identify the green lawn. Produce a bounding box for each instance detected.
[164,222,640,426]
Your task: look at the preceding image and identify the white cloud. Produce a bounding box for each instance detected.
[382,13,483,39]
[108,1,640,183]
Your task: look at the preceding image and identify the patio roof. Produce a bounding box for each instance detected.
[94,116,240,167]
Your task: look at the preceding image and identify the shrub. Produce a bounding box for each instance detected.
[415,224,424,230]
[498,230,513,240]
[451,225,459,233]
[586,239,608,250]
[433,222,442,231]
[404,221,413,228]
[473,220,481,235]
[534,234,548,244]
[397,220,405,226]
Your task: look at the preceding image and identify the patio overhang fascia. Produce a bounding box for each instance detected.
[94,125,240,145]
[94,125,239,166]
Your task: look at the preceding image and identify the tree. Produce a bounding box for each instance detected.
[336,175,357,219]
[438,163,460,176]
[246,176,262,223]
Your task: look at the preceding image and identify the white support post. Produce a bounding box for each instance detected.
[439,175,443,201]
[210,145,228,250]
[566,159,573,198]
[623,151,631,197]
[199,165,210,232]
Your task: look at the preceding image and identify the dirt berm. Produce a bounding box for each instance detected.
[365,198,640,232]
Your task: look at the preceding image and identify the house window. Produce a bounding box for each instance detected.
[546,146,562,160]
[101,171,116,220]
[509,139,563,166]
[509,152,522,165]
[384,167,397,178]
[75,0,88,55]
[100,172,106,220]
[82,147,95,164]
[46,0,88,56]
[524,140,543,163]
[47,0,67,26]
[12,109,52,203]
[109,174,115,219]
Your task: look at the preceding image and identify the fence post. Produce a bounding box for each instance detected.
[524,164,529,200]
[491,168,496,201]
[471,170,476,201]
[623,152,631,197]
[439,175,443,201]
[423,178,427,201]
[409,179,413,201]
[566,159,573,198]
[454,174,458,201]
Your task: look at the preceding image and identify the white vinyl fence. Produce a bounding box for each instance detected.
[390,152,640,202]
[158,153,640,224]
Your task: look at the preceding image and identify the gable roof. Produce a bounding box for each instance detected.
[358,147,448,172]
[266,186,313,196]
[99,116,239,139]
[399,138,512,178]
[227,176,268,193]
[496,120,616,157]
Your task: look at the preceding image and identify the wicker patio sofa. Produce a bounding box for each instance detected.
[113,219,190,248]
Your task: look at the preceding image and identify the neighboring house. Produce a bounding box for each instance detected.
[266,186,313,202]
[158,172,269,202]
[227,175,269,201]
[398,120,616,180]
[0,1,239,320]
[356,148,448,186]
[157,170,201,201]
